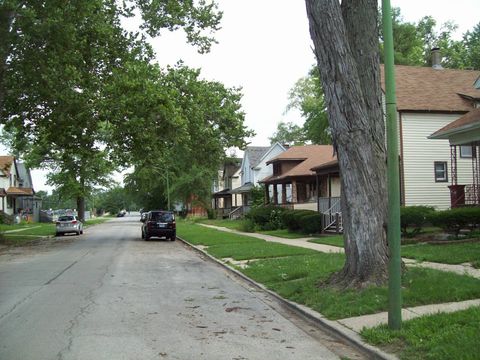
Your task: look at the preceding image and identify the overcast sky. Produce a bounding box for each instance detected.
[26,0,480,191]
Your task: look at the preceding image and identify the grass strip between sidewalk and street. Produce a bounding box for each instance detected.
[178,222,480,320]
[360,306,480,360]
[401,241,480,266]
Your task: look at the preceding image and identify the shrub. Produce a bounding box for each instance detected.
[429,207,480,237]
[240,218,256,233]
[400,206,435,238]
[298,213,323,234]
[281,209,317,232]
[246,205,286,230]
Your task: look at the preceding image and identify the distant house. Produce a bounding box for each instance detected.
[260,145,338,211]
[212,157,243,218]
[0,156,41,221]
[229,143,287,216]
[381,56,480,209]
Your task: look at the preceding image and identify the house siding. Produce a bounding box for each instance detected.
[402,112,473,209]
[253,144,286,185]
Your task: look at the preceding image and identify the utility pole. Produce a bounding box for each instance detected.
[382,0,402,330]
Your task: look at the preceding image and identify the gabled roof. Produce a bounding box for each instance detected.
[16,162,34,188]
[262,145,336,183]
[380,65,480,112]
[429,108,480,139]
[0,156,15,177]
[244,146,270,168]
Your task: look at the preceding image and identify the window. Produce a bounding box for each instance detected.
[460,145,473,158]
[434,162,448,182]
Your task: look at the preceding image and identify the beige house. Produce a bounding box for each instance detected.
[0,156,40,221]
[382,62,480,209]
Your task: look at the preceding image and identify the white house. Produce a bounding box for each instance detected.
[230,142,287,209]
[381,58,480,209]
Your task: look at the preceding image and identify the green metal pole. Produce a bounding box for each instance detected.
[382,0,402,330]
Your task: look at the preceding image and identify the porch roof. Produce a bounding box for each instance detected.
[310,159,340,175]
[429,108,480,141]
[230,182,254,194]
[212,188,232,198]
[6,187,34,196]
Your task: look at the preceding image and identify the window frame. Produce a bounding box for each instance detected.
[434,161,448,183]
[459,145,473,158]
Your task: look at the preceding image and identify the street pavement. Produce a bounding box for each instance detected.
[0,215,364,360]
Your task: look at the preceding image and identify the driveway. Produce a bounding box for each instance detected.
[0,215,364,360]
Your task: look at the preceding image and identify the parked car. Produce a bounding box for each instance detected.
[141,210,176,241]
[56,215,83,236]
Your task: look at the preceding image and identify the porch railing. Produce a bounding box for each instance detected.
[465,184,480,205]
[319,197,343,233]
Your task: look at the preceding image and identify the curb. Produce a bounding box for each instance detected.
[177,235,398,360]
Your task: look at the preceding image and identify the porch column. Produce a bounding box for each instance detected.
[281,184,287,205]
[450,145,458,185]
[291,180,298,203]
[273,184,278,205]
[316,174,319,212]
[264,184,270,204]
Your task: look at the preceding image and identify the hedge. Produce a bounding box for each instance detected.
[246,205,286,230]
[400,205,435,238]
[298,213,323,234]
[281,209,318,232]
[429,207,480,237]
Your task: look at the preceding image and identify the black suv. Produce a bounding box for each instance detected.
[141,211,176,241]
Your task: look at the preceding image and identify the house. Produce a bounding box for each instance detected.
[260,145,338,211]
[429,108,480,207]
[229,143,287,216]
[212,157,243,218]
[0,156,40,221]
[381,55,480,209]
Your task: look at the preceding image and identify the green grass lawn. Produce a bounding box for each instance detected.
[308,235,344,247]
[84,217,111,226]
[179,222,480,320]
[361,306,480,360]
[242,256,480,320]
[402,241,480,266]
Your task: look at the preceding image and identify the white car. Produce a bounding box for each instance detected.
[55,215,83,236]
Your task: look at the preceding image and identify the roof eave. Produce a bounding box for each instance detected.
[429,122,480,140]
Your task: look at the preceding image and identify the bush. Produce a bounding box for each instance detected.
[206,208,216,220]
[400,206,435,238]
[281,209,317,232]
[429,207,480,237]
[240,218,256,233]
[298,213,323,234]
[246,205,286,230]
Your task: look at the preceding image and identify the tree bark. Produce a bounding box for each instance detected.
[77,196,85,222]
[305,0,389,288]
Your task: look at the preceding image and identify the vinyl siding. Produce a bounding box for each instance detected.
[253,144,286,185]
[401,112,473,209]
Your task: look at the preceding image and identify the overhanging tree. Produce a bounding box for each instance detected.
[305,0,389,287]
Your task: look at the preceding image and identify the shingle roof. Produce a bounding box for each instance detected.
[380,65,480,112]
[245,146,270,168]
[430,108,480,139]
[6,187,34,196]
[262,145,336,183]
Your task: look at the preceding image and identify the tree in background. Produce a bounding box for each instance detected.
[0,0,232,220]
[268,122,306,146]
[306,0,389,288]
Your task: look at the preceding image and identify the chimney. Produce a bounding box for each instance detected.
[431,47,443,70]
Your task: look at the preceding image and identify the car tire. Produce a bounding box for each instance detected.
[55,232,60,237]
[141,231,144,239]
[170,236,176,241]
[80,230,83,234]
[145,233,150,241]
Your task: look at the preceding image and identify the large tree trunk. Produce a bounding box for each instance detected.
[77,196,85,222]
[305,0,389,288]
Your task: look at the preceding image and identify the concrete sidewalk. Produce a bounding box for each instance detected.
[199,223,480,279]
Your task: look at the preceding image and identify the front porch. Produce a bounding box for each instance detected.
[449,143,480,207]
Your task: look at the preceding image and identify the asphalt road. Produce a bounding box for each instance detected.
[0,215,364,360]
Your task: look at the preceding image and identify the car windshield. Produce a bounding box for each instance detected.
[151,212,174,222]
[58,216,75,221]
